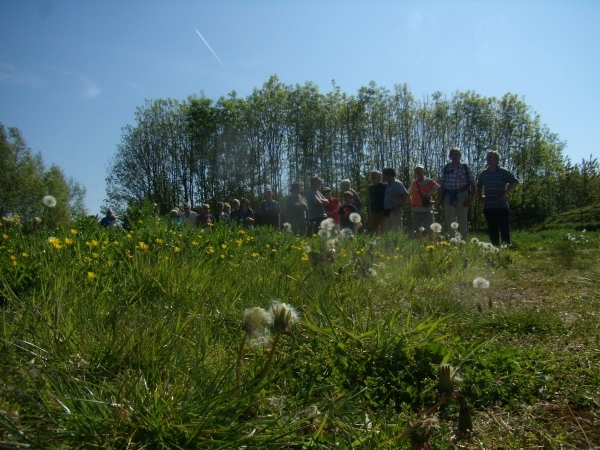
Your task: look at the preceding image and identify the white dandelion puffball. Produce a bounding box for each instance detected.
[43,195,57,207]
[451,222,459,230]
[419,227,425,232]
[340,228,353,238]
[321,218,336,230]
[34,217,42,224]
[271,301,300,330]
[430,222,442,233]
[283,222,292,232]
[349,212,361,223]
[473,277,490,289]
[317,228,330,239]
[366,268,376,277]
[471,237,479,244]
[303,245,311,253]
[243,307,273,333]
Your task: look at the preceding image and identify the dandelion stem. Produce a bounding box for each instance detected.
[255,332,281,386]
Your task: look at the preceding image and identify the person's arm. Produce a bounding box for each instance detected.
[499,182,518,203]
[351,189,362,206]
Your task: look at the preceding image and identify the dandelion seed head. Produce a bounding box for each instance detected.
[42,195,57,207]
[283,222,292,232]
[317,228,330,239]
[271,301,299,332]
[451,222,459,230]
[419,227,425,232]
[430,222,442,233]
[366,267,376,277]
[471,237,479,244]
[349,212,361,223]
[34,217,42,224]
[473,277,490,288]
[320,218,336,231]
[303,245,311,253]
[340,228,353,239]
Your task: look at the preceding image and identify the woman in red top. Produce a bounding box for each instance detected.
[323,187,341,224]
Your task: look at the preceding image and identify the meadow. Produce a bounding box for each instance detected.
[1,206,599,449]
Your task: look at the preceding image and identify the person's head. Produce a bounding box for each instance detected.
[216,202,224,213]
[170,209,179,218]
[231,199,240,210]
[414,165,425,180]
[340,179,351,191]
[223,203,231,213]
[486,150,500,167]
[265,189,273,200]
[290,182,303,194]
[448,147,462,162]
[323,187,332,199]
[310,176,323,189]
[106,209,115,218]
[183,202,192,213]
[240,198,250,209]
[201,204,210,215]
[343,191,354,202]
[382,168,396,182]
[371,170,382,183]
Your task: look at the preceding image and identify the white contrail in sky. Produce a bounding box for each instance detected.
[195,29,228,72]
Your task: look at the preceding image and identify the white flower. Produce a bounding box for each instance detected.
[283,222,292,232]
[473,277,490,288]
[327,239,338,250]
[450,237,459,244]
[320,218,336,231]
[484,243,493,249]
[243,307,273,333]
[471,237,479,244]
[34,217,42,224]
[42,195,57,207]
[349,212,361,224]
[340,228,353,238]
[430,222,442,233]
[478,241,486,247]
[451,222,459,230]
[317,228,330,239]
[303,245,311,253]
[492,246,500,254]
[366,268,376,277]
[271,301,300,332]
[419,227,425,232]
[459,240,465,245]
[454,231,462,239]
[582,229,586,233]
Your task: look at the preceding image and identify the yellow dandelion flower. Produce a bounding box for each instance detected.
[48,237,63,249]
[393,255,399,260]
[92,253,99,259]
[236,239,243,246]
[208,246,215,254]
[301,254,309,261]
[64,238,73,245]
[70,229,78,235]
[220,254,225,259]
[266,244,271,249]
[191,241,199,246]
[127,233,132,239]
[2,234,8,240]
[137,241,149,251]
[155,238,164,244]
[272,249,277,253]
[251,252,259,258]
[221,243,227,249]
[10,255,17,261]
[87,272,97,279]
[440,241,450,247]
[1,217,8,222]
[113,241,120,245]
[238,229,246,235]
[22,252,29,258]
[174,247,181,253]
[426,245,435,252]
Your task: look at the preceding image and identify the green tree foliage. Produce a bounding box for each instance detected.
[0,123,87,227]
[107,77,579,228]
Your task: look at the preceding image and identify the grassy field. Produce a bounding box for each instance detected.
[1,210,599,449]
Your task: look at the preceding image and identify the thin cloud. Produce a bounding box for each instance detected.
[195,29,229,73]
[79,74,101,98]
[0,62,45,88]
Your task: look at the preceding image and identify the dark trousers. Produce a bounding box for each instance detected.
[483,208,510,246]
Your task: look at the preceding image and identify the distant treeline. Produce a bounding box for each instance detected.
[107,75,600,230]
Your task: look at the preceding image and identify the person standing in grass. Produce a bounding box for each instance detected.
[285,182,309,236]
[214,202,228,223]
[408,165,440,240]
[477,150,519,246]
[259,189,281,229]
[323,187,340,225]
[439,148,477,239]
[181,202,197,226]
[195,204,214,228]
[382,168,409,233]
[306,176,329,236]
[340,179,362,214]
[368,170,387,236]
[338,191,358,231]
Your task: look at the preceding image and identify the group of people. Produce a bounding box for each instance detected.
[103,148,518,246]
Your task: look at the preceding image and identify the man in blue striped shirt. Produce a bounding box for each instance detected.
[477,151,519,246]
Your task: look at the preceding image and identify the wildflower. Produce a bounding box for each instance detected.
[92,253,99,259]
[425,245,435,252]
[366,267,376,277]
[317,228,330,239]
[303,245,311,253]
[22,252,29,258]
[63,238,73,245]
[42,195,57,207]
[349,213,361,224]
[320,218,336,231]
[137,241,149,251]
[2,234,8,240]
[208,246,215,254]
[492,246,500,254]
[34,217,42,224]
[471,237,479,244]
[451,222,459,230]
[484,243,493,249]
[155,238,164,244]
[301,253,309,261]
[242,307,274,333]
[70,229,78,235]
[450,237,459,245]
[340,228,353,239]
[251,252,259,258]
[87,272,97,279]
[271,302,300,333]
[419,227,425,232]
[473,277,490,288]
[48,237,63,249]
[283,222,292,232]
[430,222,442,233]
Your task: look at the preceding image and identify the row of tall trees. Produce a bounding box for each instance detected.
[107,76,598,229]
[0,123,87,228]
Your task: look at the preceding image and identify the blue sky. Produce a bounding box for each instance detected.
[1,0,598,213]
